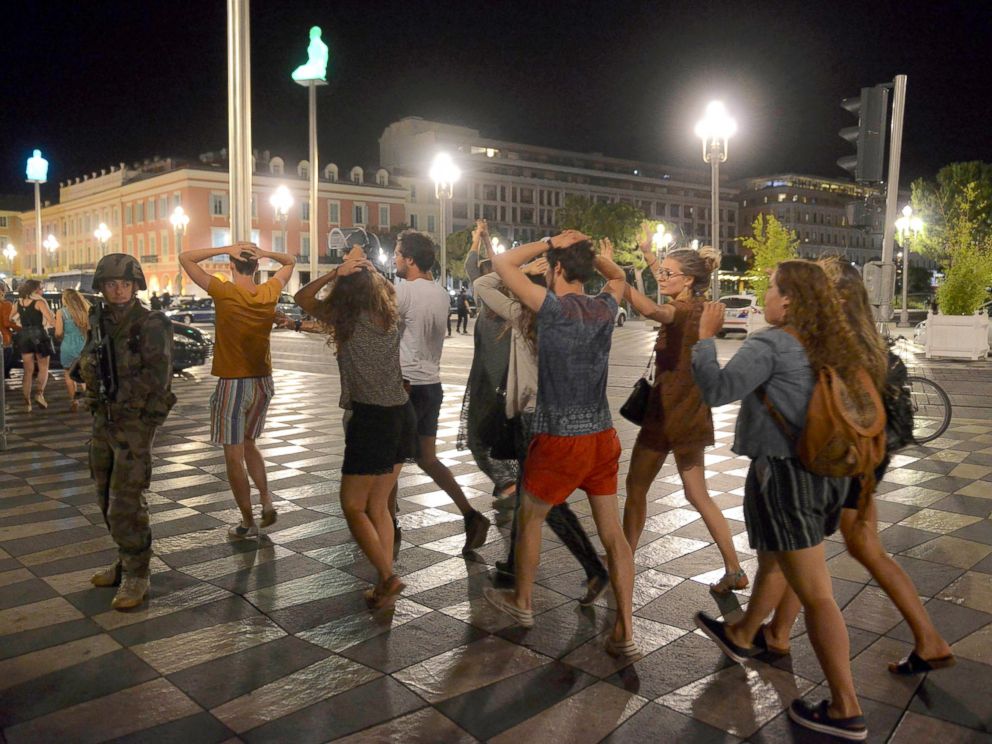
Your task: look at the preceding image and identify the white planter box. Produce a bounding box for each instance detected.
[746,308,771,335]
[924,311,990,360]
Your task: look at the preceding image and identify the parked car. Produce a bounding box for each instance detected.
[616,304,627,327]
[718,294,759,337]
[276,293,304,321]
[4,292,211,374]
[165,298,216,325]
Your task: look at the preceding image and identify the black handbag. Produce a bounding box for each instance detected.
[480,365,517,460]
[620,352,655,426]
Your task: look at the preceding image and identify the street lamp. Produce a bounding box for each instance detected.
[26,150,48,275]
[652,222,674,304]
[430,152,461,288]
[695,101,736,299]
[170,206,190,295]
[3,244,16,270]
[43,234,59,272]
[894,204,924,327]
[491,237,505,255]
[94,222,112,253]
[269,185,293,284]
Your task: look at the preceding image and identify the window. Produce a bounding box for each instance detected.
[114,206,120,226]
[159,197,168,219]
[519,188,534,204]
[520,207,535,224]
[427,215,436,233]
[379,205,390,227]
[409,184,417,201]
[273,234,285,252]
[211,194,226,217]
[148,235,156,257]
[126,236,133,254]
[301,235,310,258]
[409,214,418,229]
[161,230,169,258]
[137,236,144,255]
[147,199,156,221]
[0,217,7,228]
[328,201,340,224]
[173,193,181,209]
[354,204,365,224]
[301,201,310,221]
[670,204,680,217]
[135,202,144,222]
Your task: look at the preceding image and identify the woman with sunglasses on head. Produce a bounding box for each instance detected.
[619,227,747,594]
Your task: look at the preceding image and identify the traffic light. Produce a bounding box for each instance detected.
[838,86,889,183]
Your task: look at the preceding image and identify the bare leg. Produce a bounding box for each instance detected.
[223,443,254,525]
[724,550,789,648]
[677,449,743,577]
[840,506,952,660]
[766,587,802,652]
[64,374,77,402]
[243,438,272,510]
[511,490,552,610]
[778,544,862,718]
[588,493,636,643]
[622,444,666,551]
[21,354,34,403]
[35,356,49,395]
[341,472,396,584]
[416,435,472,514]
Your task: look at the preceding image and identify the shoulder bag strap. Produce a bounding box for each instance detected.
[757,383,796,441]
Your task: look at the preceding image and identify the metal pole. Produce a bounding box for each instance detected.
[308,81,319,280]
[34,183,43,275]
[710,145,721,300]
[0,343,7,451]
[899,244,911,326]
[438,194,447,288]
[176,230,184,296]
[227,0,252,244]
[879,74,907,322]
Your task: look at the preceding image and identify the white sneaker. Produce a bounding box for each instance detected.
[227,523,259,539]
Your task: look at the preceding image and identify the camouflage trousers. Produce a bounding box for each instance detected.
[89,418,157,578]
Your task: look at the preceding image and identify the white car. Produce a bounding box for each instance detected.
[616,305,627,327]
[718,294,759,337]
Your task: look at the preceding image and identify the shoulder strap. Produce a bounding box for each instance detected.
[757,384,796,441]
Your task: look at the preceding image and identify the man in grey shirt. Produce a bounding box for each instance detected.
[391,230,491,554]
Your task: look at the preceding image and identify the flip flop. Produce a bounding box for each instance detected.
[888,650,956,675]
[604,635,642,659]
[372,575,405,610]
[754,624,791,657]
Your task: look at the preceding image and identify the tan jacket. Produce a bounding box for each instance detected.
[0,299,20,346]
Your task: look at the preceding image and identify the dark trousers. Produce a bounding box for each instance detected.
[456,311,469,333]
[2,345,12,379]
[504,414,606,580]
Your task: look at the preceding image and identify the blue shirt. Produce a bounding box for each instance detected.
[533,291,617,436]
[691,327,814,459]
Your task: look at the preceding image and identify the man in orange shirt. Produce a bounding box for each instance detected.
[180,243,295,538]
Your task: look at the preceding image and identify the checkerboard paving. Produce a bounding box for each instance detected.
[1,324,990,743]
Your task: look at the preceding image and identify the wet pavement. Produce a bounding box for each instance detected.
[1,322,990,743]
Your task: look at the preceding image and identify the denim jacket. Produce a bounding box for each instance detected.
[691,327,814,459]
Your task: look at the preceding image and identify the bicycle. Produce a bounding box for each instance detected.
[878,324,952,444]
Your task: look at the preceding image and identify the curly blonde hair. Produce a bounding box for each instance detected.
[61,289,91,333]
[774,260,864,385]
[312,270,397,350]
[668,245,721,298]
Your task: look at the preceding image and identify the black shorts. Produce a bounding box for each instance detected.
[743,456,848,552]
[842,456,892,510]
[342,401,419,476]
[409,383,443,437]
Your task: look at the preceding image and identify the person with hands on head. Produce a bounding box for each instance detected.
[291,246,416,609]
[619,232,747,594]
[10,279,56,411]
[484,229,639,659]
[180,241,295,540]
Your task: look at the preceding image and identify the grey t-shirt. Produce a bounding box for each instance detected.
[337,314,408,409]
[533,292,617,436]
[396,278,449,385]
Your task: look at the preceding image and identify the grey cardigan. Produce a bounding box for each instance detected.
[691,328,814,459]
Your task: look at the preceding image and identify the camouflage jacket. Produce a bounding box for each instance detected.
[79,300,176,426]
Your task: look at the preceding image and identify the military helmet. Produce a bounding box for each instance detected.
[92,253,147,291]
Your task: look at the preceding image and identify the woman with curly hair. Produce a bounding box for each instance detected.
[291,246,417,609]
[621,231,747,595]
[691,260,871,741]
[749,258,953,676]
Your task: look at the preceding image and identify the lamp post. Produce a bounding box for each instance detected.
[694,101,736,300]
[269,185,293,286]
[170,206,190,295]
[894,204,924,327]
[25,150,49,275]
[652,222,674,304]
[94,222,112,253]
[43,234,59,272]
[430,152,461,288]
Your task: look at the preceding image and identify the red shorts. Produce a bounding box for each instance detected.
[523,428,621,505]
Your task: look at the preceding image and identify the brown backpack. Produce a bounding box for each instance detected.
[762,356,887,510]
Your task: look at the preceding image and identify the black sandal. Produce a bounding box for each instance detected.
[889,650,956,675]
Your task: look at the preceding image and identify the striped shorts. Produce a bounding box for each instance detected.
[743,456,849,552]
[209,376,275,445]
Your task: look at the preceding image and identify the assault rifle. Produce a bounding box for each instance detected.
[92,300,118,421]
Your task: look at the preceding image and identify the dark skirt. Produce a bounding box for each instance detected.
[342,401,419,476]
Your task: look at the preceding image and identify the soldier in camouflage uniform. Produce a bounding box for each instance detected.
[78,254,176,610]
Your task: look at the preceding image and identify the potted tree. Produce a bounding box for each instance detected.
[913,177,992,359]
[740,214,798,334]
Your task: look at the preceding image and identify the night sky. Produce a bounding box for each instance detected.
[2,0,990,201]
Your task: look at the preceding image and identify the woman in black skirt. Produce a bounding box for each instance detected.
[10,279,55,411]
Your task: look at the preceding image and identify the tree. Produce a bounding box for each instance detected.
[910,161,992,262]
[934,182,992,315]
[740,214,799,306]
[555,196,646,267]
